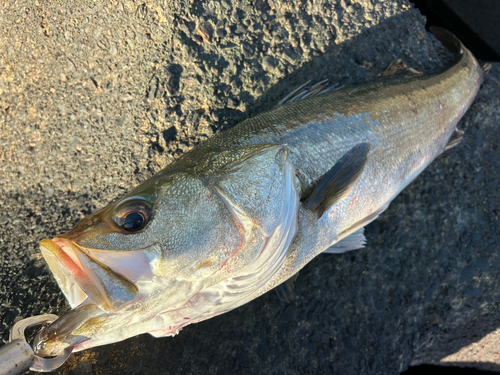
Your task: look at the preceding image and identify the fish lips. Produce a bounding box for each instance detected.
[40,238,140,313]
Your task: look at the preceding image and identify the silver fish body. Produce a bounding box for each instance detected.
[35,28,484,357]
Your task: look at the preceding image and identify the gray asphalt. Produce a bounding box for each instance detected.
[0,0,499,374]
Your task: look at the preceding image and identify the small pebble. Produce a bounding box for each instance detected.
[227,97,240,107]
[242,44,253,59]
[262,56,278,71]
[216,28,226,38]
[235,24,246,34]
[198,22,214,43]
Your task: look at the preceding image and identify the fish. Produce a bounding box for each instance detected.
[34,28,485,359]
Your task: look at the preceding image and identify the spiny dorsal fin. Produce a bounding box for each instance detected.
[305,143,371,217]
[381,59,423,78]
[278,79,339,106]
[323,228,366,254]
[274,272,299,303]
[444,129,464,151]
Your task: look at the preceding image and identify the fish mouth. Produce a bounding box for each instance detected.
[40,238,140,313]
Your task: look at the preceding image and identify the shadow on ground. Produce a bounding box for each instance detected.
[0,1,499,374]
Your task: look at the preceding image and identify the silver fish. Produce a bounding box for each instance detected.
[35,28,484,357]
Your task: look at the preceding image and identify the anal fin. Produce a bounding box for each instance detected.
[274,272,299,303]
[305,143,371,218]
[444,129,464,151]
[323,228,366,254]
[337,202,389,242]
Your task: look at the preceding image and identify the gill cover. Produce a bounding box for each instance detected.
[141,143,301,295]
[148,144,301,334]
[37,143,300,353]
[40,144,299,324]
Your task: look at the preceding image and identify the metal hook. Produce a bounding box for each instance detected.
[9,314,72,372]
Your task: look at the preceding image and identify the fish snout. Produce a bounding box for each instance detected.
[40,238,138,313]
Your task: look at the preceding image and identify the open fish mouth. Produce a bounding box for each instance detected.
[40,238,141,313]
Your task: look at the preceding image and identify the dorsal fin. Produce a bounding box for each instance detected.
[381,59,423,78]
[278,79,339,105]
[305,143,370,217]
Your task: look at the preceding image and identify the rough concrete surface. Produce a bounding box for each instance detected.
[0,0,499,374]
[439,326,500,371]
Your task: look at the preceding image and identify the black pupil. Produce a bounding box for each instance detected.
[123,212,144,230]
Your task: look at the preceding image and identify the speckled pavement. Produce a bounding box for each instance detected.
[1,0,499,374]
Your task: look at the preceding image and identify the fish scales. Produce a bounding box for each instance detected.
[33,28,485,361]
[201,39,483,289]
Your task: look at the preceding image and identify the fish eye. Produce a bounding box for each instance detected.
[113,200,152,232]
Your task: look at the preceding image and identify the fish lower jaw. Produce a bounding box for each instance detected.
[40,238,91,308]
[39,238,139,313]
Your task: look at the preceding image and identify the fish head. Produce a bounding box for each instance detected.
[36,143,299,357]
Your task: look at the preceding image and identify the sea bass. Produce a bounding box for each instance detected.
[35,28,484,358]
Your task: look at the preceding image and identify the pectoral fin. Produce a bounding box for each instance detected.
[274,272,299,303]
[305,143,370,217]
